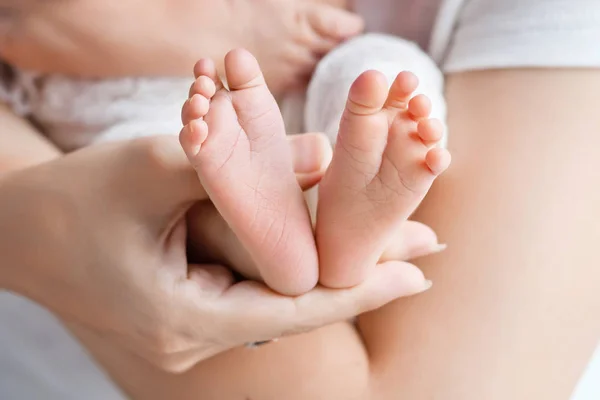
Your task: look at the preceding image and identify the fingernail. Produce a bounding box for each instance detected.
[422,279,433,291]
[430,243,447,254]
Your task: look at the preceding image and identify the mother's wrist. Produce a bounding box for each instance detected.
[0,168,63,298]
[0,173,28,292]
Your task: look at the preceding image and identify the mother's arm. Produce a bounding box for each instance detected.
[360,68,600,399]
[0,104,61,171]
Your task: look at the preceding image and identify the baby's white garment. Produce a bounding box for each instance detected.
[304,33,447,147]
[433,0,600,71]
[0,69,191,150]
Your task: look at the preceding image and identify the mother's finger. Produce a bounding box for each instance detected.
[379,221,446,262]
[216,261,430,345]
[187,202,258,278]
[288,132,332,175]
[187,264,235,297]
[189,210,444,278]
[306,4,364,42]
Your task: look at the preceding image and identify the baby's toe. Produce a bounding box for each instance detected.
[179,119,208,160]
[194,59,216,80]
[417,118,444,146]
[181,94,209,126]
[336,70,389,161]
[189,75,217,98]
[224,48,265,91]
[193,58,223,90]
[425,147,451,175]
[408,94,432,121]
[384,71,419,111]
[346,70,389,115]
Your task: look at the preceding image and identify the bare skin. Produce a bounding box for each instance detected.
[77,69,600,400]
[0,102,438,372]
[316,69,450,288]
[3,3,596,399]
[180,50,449,294]
[180,49,318,295]
[362,69,600,400]
[0,0,362,95]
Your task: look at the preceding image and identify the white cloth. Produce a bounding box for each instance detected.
[439,0,600,72]
[0,69,190,151]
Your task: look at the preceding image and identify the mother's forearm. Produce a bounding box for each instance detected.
[0,105,61,291]
[359,68,600,399]
[0,104,61,173]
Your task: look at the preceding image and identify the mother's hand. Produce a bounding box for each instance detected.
[0,134,431,373]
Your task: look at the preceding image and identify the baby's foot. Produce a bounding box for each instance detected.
[180,49,318,296]
[316,70,450,288]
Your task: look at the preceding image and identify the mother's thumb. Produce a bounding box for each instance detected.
[132,136,208,208]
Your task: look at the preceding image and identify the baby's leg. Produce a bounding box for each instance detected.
[180,49,318,296]
[309,35,450,288]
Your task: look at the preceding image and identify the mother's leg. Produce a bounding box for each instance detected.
[359,68,600,399]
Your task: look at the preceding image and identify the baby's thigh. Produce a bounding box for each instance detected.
[75,322,371,400]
